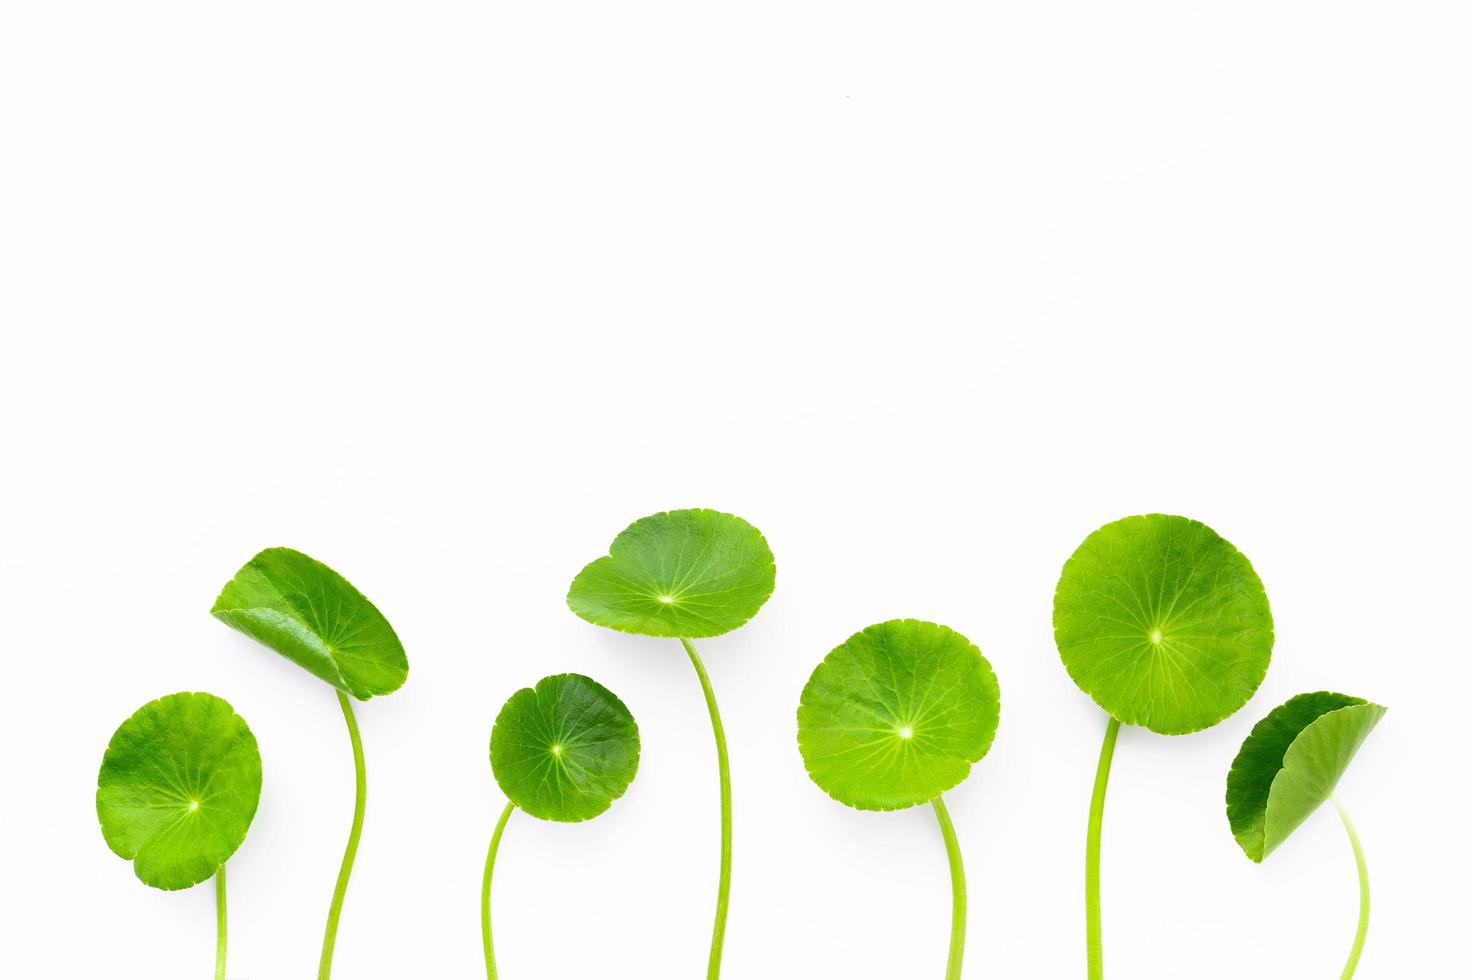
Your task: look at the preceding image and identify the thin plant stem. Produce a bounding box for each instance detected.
[215,864,227,980]
[1331,795,1370,979]
[481,801,516,979]
[680,638,732,980]
[1086,716,1121,980]
[319,690,367,980]
[931,796,966,980]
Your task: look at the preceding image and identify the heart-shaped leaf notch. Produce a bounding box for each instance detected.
[211,547,409,980]
[1227,692,1386,978]
[97,692,262,979]
[1052,514,1274,980]
[567,508,776,637]
[480,674,640,978]
[798,619,1001,980]
[567,508,775,980]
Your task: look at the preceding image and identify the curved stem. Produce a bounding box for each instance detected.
[1331,795,1370,979]
[215,864,227,980]
[319,690,367,980]
[931,796,966,980]
[482,801,516,979]
[680,638,732,980]
[1086,716,1121,980]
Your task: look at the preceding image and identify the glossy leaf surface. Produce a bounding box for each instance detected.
[567,509,775,638]
[1227,691,1386,861]
[211,547,408,700]
[97,692,263,890]
[798,619,1000,811]
[1053,514,1273,734]
[490,673,640,822]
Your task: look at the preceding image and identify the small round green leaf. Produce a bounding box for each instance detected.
[1053,514,1274,735]
[1226,691,1386,862]
[211,547,408,700]
[797,619,1001,811]
[96,692,263,891]
[490,674,640,822]
[567,509,776,638]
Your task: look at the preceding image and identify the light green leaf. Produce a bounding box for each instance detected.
[1053,514,1274,735]
[211,547,408,700]
[567,509,776,638]
[490,674,640,822]
[97,692,263,891]
[797,619,1000,811]
[1227,692,1386,862]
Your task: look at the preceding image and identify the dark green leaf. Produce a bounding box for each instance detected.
[490,674,640,822]
[1227,692,1386,861]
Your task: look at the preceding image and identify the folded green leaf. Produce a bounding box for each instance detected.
[490,673,641,822]
[1227,692,1386,862]
[567,508,776,638]
[798,619,1000,811]
[97,692,262,891]
[1053,513,1274,734]
[211,547,408,700]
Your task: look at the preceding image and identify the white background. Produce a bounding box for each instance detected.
[1,2,1466,978]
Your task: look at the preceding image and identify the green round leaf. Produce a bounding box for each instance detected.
[96,692,263,891]
[1226,691,1386,862]
[490,673,641,822]
[797,619,1001,811]
[1052,514,1274,735]
[211,547,408,700]
[567,509,776,638]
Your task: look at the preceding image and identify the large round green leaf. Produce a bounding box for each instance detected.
[211,547,408,700]
[490,674,641,823]
[1226,691,1386,862]
[567,509,776,638]
[1053,514,1274,735]
[97,692,263,891]
[797,619,1001,811]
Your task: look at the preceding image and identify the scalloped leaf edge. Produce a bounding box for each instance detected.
[490,672,642,824]
[1053,512,1274,736]
[567,508,777,639]
[797,618,1001,813]
[96,691,262,891]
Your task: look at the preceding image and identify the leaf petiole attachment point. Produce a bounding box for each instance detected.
[798,619,1000,977]
[483,674,641,977]
[567,508,775,979]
